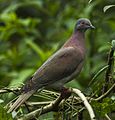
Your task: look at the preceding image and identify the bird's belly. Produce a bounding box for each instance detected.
[46,62,83,91]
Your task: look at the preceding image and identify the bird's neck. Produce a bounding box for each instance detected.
[63,30,86,53]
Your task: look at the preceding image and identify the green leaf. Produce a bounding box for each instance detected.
[88,65,109,86]
[3,1,43,13]
[26,40,44,59]
[92,98,115,116]
[0,99,4,104]
[9,69,34,87]
[0,105,12,120]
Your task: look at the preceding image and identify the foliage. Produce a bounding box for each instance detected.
[0,0,115,119]
[0,105,12,120]
[92,98,115,117]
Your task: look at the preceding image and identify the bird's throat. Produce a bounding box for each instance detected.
[63,31,86,51]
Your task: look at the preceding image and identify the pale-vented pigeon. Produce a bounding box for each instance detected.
[8,18,95,113]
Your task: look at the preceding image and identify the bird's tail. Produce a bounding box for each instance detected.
[7,90,35,113]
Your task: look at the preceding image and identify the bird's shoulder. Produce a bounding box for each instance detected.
[39,46,82,66]
[51,46,81,58]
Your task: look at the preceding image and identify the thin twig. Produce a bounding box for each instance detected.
[26,101,52,106]
[18,94,64,120]
[72,83,115,118]
[95,83,115,101]
[0,88,20,95]
[73,107,85,117]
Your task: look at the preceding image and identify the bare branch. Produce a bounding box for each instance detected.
[0,88,20,95]
[3,83,114,120]
[18,94,64,120]
[18,88,96,120]
[26,101,52,106]
[105,114,111,120]
[95,83,115,101]
[72,88,96,120]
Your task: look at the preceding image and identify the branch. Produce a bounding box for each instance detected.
[0,88,20,95]
[18,93,64,120]
[4,83,114,120]
[95,83,115,101]
[72,89,96,120]
[26,101,52,106]
[103,42,115,93]
[18,88,96,120]
[105,114,111,120]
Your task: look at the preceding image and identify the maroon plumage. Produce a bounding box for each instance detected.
[8,18,95,113]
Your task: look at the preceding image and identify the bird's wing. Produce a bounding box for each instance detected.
[22,47,83,92]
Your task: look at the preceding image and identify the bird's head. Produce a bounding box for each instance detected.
[75,18,95,32]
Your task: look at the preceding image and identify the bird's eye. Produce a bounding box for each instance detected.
[81,22,85,25]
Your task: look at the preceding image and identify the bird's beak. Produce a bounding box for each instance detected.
[86,24,95,29]
[90,24,95,29]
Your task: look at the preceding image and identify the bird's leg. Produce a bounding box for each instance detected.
[51,87,71,111]
[60,87,72,99]
[24,102,31,113]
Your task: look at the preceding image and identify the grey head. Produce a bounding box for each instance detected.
[75,18,95,32]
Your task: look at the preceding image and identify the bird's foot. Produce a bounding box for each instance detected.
[60,87,71,99]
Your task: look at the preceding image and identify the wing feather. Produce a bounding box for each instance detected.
[23,47,83,92]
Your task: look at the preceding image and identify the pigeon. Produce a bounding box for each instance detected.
[8,18,95,113]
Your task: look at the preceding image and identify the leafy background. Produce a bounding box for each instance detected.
[0,0,115,119]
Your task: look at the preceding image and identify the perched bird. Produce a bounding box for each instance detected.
[8,18,95,113]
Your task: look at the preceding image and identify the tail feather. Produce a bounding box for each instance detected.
[7,90,35,113]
